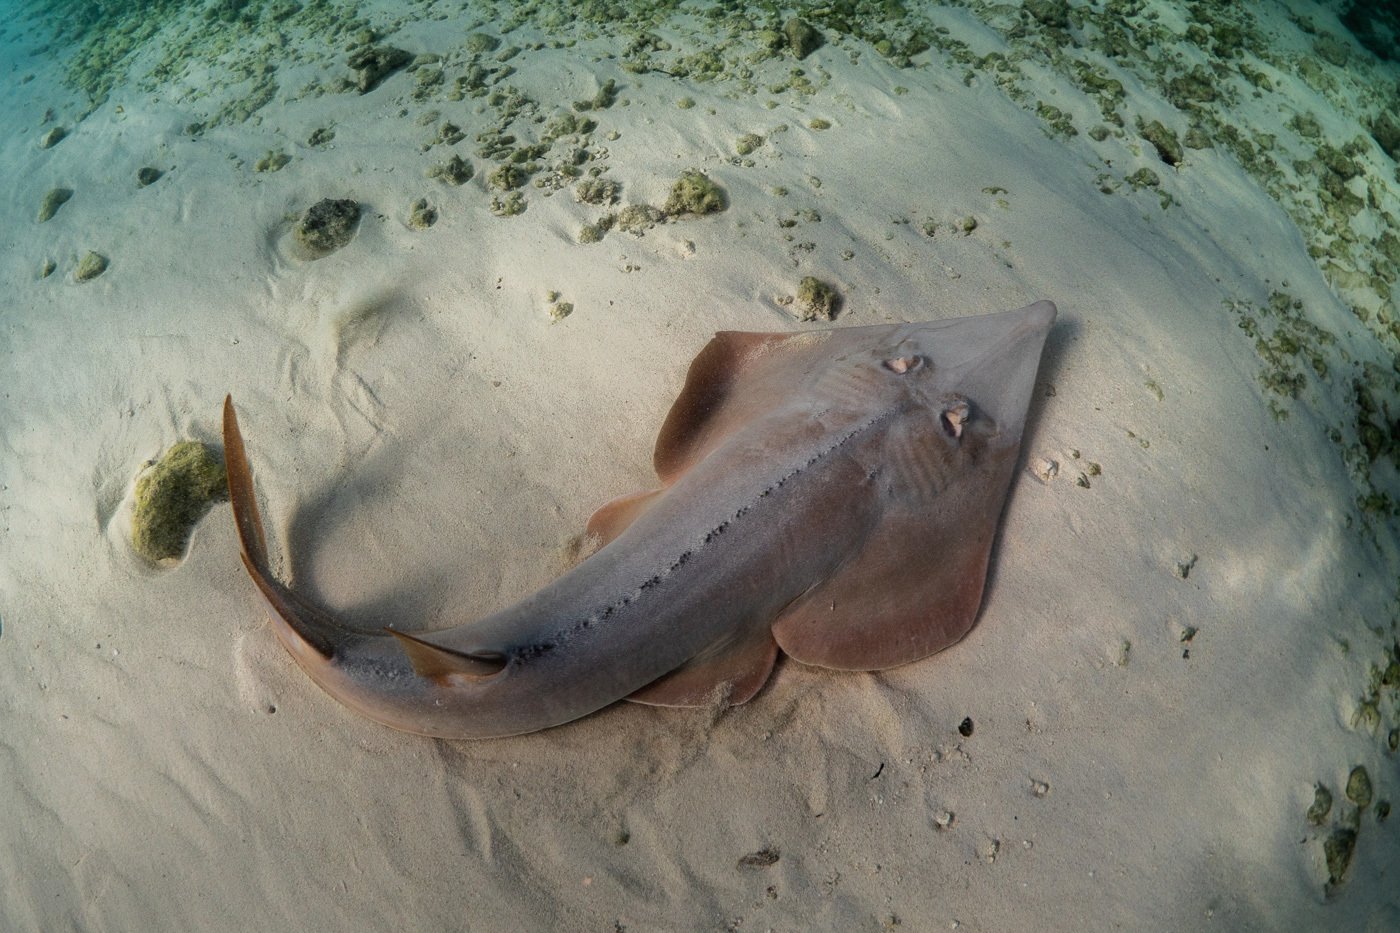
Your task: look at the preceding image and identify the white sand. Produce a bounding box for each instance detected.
[2,0,1397,929]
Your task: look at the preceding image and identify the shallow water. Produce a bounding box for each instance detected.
[2,1,1399,929]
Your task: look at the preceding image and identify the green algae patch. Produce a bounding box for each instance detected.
[254,149,291,173]
[37,187,73,223]
[664,170,725,217]
[131,441,228,562]
[294,198,360,256]
[795,276,841,322]
[75,251,108,282]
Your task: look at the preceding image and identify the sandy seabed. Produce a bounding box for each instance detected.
[2,0,1399,929]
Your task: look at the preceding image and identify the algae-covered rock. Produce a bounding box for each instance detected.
[37,187,73,222]
[576,177,620,205]
[1307,784,1333,824]
[1346,766,1373,809]
[1324,828,1356,885]
[427,154,474,185]
[308,127,335,147]
[1313,34,1351,67]
[1126,167,1161,190]
[137,166,163,186]
[40,126,67,149]
[348,46,411,94]
[464,32,501,54]
[579,213,617,243]
[1139,119,1182,166]
[796,276,841,322]
[40,259,56,278]
[254,149,291,172]
[664,170,725,216]
[784,17,822,59]
[487,162,528,190]
[408,198,437,229]
[131,441,229,562]
[1371,111,1400,161]
[294,198,360,255]
[75,251,108,281]
[615,204,661,235]
[1024,0,1070,28]
[735,133,764,156]
[489,191,526,217]
[1183,127,1212,150]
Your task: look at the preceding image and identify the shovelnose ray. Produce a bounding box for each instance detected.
[223,300,1056,738]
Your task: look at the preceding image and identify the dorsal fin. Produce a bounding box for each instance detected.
[386,630,507,682]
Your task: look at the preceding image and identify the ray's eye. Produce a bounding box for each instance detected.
[941,398,972,439]
[883,355,924,374]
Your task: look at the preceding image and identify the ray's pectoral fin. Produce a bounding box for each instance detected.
[653,330,828,484]
[628,626,779,708]
[772,302,1054,671]
[772,411,1017,671]
[585,488,666,551]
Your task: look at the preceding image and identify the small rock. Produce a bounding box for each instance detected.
[1306,784,1333,825]
[408,198,437,229]
[74,251,108,282]
[131,441,229,562]
[1324,828,1356,885]
[137,166,164,186]
[663,169,725,216]
[37,187,73,223]
[426,154,473,186]
[784,17,823,59]
[1030,458,1059,482]
[1346,766,1372,809]
[1370,112,1400,161]
[294,198,361,256]
[1023,0,1070,28]
[254,149,291,173]
[795,276,841,322]
[348,46,411,94]
[737,848,779,869]
[40,126,67,149]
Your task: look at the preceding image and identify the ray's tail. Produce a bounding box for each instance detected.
[222,396,343,659]
[222,397,507,681]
